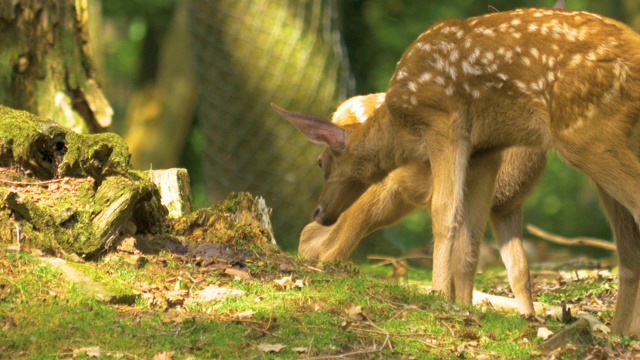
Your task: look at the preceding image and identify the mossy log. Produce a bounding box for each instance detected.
[0,105,276,258]
[0,106,129,181]
[0,106,165,256]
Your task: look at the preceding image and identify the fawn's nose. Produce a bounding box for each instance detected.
[313,205,324,223]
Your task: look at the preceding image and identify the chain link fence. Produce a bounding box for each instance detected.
[185,0,352,249]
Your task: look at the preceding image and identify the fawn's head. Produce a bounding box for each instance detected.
[272,94,386,225]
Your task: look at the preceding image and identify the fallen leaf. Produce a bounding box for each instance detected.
[233,310,255,319]
[292,347,308,353]
[257,343,287,353]
[347,305,365,321]
[225,268,251,280]
[73,346,101,358]
[272,276,305,290]
[191,285,245,302]
[537,326,554,340]
[153,351,174,360]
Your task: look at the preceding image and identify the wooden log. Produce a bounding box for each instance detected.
[146,168,192,218]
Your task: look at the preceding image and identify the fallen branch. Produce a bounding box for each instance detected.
[526,224,616,251]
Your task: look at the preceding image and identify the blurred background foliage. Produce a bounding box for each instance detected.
[99,0,638,257]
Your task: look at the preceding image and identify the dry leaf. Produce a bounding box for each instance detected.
[347,305,365,321]
[233,310,255,319]
[272,276,305,290]
[225,267,251,280]
[537,326,554,340]
[153,351,174,360]
[73,346,101,358]
[191,285,245,302]
[257,343,287,353]
[292,347,308,353]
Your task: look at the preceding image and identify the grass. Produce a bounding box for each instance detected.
[0,249,636,359]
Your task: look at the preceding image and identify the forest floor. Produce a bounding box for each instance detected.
[1,237,639,359]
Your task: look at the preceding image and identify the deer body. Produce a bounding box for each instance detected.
[297,94,546,316]
[277,8,640,336]
[381,9,640,335]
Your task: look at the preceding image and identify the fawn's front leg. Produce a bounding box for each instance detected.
[490,208,534,316]
[489,148,546,316]
[299,165,425,260]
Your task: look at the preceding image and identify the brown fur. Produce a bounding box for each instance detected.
[277,8,640,336]
[296,93,544,316]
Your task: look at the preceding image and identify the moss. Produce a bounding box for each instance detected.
[0,106,165,256]
[59,131,131,181]
[68,261,138,304]
[169,192,275,252]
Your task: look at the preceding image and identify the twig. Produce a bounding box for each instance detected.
[0,177,66,186]
[303,348,382,359]
[526,224,616,251]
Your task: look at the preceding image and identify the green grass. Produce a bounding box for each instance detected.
[0,250,636,359]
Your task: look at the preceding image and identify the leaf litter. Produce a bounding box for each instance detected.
[3,190,640,359]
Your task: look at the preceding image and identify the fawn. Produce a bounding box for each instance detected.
[276,7,640,335]
[277,93,545,316]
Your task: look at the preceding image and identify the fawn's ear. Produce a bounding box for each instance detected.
[271,103,347,151]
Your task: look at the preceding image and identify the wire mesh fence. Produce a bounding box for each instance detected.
[185,0,352,249]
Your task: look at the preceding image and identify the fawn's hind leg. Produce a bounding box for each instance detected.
[597,186,640,335]
[450,150,503,304]
[554,119,640,335]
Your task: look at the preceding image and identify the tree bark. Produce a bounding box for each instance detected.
[0,0,111,132]
[123,1,196,170]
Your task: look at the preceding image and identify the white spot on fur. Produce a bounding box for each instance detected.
[418,72,432,84]
[445,85,455,96]
[569,53,583,67]
[585,103,597,119]
[449,66,458,81]
[530,48,540,59]
[450,50,459,62]
[485,63,498,73]
[462,60,483,75]
[408,81,418,92]
[468,48,481,63]
[418,42,433,52]
[546,71,556,82]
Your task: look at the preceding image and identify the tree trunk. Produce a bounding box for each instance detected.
[186,0,351,247]
[122,1,196,170]
[0,0,111,133]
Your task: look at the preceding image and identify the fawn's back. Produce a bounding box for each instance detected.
[387,7,640,152]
